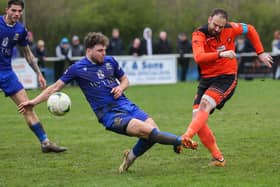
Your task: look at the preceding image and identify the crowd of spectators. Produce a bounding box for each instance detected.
[12,28,280,81]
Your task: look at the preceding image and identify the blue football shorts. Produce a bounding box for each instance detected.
[0,71,23,97]
[100,103,149,135]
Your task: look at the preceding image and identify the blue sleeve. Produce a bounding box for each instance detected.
[60,64,76,84]
[18,27,29,47]
[111,57,125,79]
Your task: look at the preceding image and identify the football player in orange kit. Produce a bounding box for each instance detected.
[181,8,273,166]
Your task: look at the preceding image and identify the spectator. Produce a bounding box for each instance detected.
[177,32,192,81]
[71,35,84,57]
[235,35,254,53]
[32,39,47,76]
[235,35,257,76]
[271,30,280,79]
[55,37,72,80]
[56,37,72,60]
[139,27,154,55]
[154,30,172,54]
[272,30,280,54]
[128,37,141,56]
[106,28,125,55]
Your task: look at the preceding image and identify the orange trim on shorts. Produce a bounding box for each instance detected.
[204,78,237,106]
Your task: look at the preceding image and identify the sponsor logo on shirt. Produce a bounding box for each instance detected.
[217,45,226,52]
[105,63,112,70]
[13,33,19,41]
[97,70,105,79]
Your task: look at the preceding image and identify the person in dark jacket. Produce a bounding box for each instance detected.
[32,40,47,76]
[129,37,141,56]
[154,31,172,54]
[177,32,192,81]
[106,28,125,55]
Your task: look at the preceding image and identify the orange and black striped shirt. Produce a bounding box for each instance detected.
[192,22,264,78]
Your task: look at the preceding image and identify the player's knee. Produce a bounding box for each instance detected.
[199,98,214,113]
[138,124,154,138]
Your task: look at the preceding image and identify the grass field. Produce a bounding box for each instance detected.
[0,79,279,187]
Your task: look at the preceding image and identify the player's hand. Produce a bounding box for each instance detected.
[38,74,47,90]
[219,50,236,59]
[111,86,123,99]
[18,100,36,114]
[258,53,273,68]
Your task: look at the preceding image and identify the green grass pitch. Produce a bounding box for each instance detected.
[0,79,279,187]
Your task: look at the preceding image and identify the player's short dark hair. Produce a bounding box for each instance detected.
[210,8,228,21]
[84,32,109,49]
[8,0,24,9]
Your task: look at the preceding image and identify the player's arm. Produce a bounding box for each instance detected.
[111,75,129,99]
[192,31,220,63]
[20,45,47,89]
[244,24,273,67]
[18,80,66,114]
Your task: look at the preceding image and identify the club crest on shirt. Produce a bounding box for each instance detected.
[217,45,226,52]
[105,63,112,70]
[97,69,105,79]
[1,37,9,47]
[13,33,20,41]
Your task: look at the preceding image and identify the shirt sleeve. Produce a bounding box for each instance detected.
[60,64,76,84]
[18,27,29,47]
[111,57,125,79]
[231,22,264,54]
[192,31,220,64]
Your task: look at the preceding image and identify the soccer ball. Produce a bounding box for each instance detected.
[47,92,71,116]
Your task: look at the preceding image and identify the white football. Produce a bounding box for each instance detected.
[47,92,71,116]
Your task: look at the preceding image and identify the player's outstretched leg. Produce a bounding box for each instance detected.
[147,128,198,154]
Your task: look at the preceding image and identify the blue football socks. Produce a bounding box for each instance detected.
[132,138,155,157]
[30,122,48,143]
[149,128,181,146]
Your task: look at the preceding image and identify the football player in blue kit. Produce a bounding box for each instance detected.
[1,0,66,153]
[18,32,194,173]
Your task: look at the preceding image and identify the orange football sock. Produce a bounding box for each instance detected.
[197,123,223,160]
[184,110,209,138]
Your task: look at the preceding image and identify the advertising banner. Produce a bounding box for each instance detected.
[12,58,38,89]
[115,55,177,85]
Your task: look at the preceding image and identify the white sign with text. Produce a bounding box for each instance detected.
[115,55,177,85]
[12,58,38,89]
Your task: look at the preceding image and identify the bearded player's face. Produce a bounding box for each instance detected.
[208,14,227,36]
[87,44,106,64]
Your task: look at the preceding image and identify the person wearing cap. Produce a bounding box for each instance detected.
[55,37,72,80]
